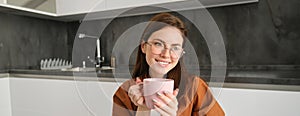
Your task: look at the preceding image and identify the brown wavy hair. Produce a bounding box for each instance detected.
[132,13,188,89]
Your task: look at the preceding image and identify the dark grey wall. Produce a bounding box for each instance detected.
[1,0,299,70]
[92,0,300,66]
[0,12,71,69]
[209,0,300,65]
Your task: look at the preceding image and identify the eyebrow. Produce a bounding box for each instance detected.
[152,39,182,46]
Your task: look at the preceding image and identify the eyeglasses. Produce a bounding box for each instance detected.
[145,41,185,58]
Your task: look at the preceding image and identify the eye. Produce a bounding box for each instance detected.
[153,42,163,47]
[171,46,182,51]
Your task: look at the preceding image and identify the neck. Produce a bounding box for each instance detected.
[149,68,166,78]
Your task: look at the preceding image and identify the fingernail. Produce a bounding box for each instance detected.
[152,99,158,103]
[157,92,163,96]
[163,91,171,94]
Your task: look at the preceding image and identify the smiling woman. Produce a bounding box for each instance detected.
[112,13,225,116]
[141,26,184,77]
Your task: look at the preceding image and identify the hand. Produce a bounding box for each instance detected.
[153,89,179,116]
[128,77,147,108]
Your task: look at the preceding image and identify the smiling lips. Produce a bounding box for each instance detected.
[156,59,170,67]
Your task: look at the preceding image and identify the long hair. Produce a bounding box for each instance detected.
[132,13,188,89]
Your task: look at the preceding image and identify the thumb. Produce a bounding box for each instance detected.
[136,97,144,105]
[135,77,142,84]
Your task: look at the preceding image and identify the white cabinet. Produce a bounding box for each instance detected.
[56,0,105,15]
[2,77,300,116]
[56,0,180,15]
[212,87,300,116]
[0,78,12,116]
[6,0,56,13]
[0,0,57,17]
[0,0,259,21]
[0,0,5,4]
[106,0,184,11]
[8,77,120,116]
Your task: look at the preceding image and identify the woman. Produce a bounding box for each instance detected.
[113,13,225,116]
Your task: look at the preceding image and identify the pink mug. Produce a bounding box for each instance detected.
[143,78,174,109]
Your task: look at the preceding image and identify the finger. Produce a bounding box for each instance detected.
[132,90,142,100]
[153,100,175,116]
[132,94,143,106]
[165,90,177,102]
[154,105,169,116]
[162,91,178,109]
[130,85,143,94]
[129,96,138,105]
[157,92,178,111]
[130,94,138,105]
[128,85,143,105]
[136,97,144,105]
[163,91,174,99]
[157,92,172,104]
[134,83,144,97]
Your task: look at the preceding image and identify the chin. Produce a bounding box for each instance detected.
[158,67,172,75]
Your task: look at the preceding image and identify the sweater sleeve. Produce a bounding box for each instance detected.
[192,78,225,116]
[112,80,137,116]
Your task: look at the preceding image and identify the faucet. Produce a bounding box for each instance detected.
[78,33,104,68]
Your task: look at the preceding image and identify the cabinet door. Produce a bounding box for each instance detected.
[0,0,6,4]
[106,0,184,11]
[0,78,11,116]
[6,0,56,13]
[56,0,106,15]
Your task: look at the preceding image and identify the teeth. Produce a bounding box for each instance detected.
[158,61,169,65]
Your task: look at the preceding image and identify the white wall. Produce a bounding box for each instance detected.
[0,78,12,116]
[4,77,300,116]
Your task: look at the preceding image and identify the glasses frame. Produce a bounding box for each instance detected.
[145,41,185,58]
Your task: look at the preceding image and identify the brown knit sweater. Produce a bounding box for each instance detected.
[113,76,225,116]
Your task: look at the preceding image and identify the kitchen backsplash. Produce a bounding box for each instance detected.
[95,0,300,67]
[0,12,72,70]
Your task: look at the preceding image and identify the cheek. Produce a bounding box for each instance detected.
[171,57,180,64]
[145,52,156,64]
[170,58,180,68]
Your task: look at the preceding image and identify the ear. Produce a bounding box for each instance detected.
[141,41,146,54]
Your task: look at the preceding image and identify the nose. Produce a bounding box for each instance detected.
[160,48,171,58]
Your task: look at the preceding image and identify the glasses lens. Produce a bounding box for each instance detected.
[170,49,183,58]
[150,42,163,54]
[147,41,184,58]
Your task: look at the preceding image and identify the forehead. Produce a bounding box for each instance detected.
[148,26,184,44]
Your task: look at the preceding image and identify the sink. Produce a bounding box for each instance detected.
[100,66,115,70]
[61,67,95,72]
[61,66,114,72]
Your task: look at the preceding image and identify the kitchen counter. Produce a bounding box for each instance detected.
[0,70,8,73]
[7,69,129,82]
[1,67,300,91]
[6,68,300,84]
